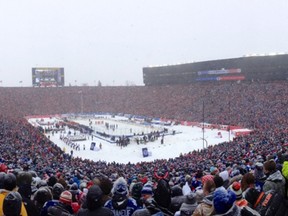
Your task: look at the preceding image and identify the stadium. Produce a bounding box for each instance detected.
[0,54,288,215]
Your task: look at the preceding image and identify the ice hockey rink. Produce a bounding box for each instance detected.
[28,115,234,164]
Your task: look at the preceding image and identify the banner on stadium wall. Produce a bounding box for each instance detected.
[197,68,242,76]
[231,129,252,137]
[229,126,243,130]
[180,121,198,126]
[219,76,245,81]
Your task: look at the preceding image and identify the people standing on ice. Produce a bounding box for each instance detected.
[161,134,164,144]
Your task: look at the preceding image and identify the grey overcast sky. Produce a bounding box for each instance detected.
[1,0,288,87]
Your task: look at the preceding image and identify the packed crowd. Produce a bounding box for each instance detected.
[1,81,287,130]
[0,80,287,215]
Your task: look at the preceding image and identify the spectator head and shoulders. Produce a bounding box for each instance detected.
[131,181,144,207]
[47,190,74,215]
[3,173,17,192]
[3,191,22,216]
[228,181,248,208]
[0,173,28,216]
[240,173,255,197]
[78,184,113,216]
[41,183,65,216]
[281,154,288,180]
[213,188,240,216]
[170,184,186,213]
[153,177,172,211]
[178,192,198,216]
[93,175,113,206]
[192,175,215,216]
[263,159,286,196]
[16,171,38,216]
[104,176,138,216]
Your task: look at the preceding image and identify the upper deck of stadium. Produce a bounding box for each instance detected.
[143,54,288,85]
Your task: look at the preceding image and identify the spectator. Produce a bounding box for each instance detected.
[77,185,113,216]
[3,191,22,216]
[192,175,215,216]
[16,171,38,216]
[33,186,53,214]
[46,190,74,215]
[213,189,240,216]
[228,181,248,207]
[0,173,28,216]
[170,185,185,213]
[175,192,198,216]
[263,160,286,197]
[41,183,65,216]
[104,177,138,216]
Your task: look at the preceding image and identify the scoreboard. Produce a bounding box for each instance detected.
[32,67,64,87]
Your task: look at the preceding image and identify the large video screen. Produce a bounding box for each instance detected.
[32,67,64,87]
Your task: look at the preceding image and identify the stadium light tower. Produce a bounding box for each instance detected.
[78,90,83,113]
[202,100,205,149]
[228,100,231,143]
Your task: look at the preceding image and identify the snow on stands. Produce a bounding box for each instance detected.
[27,114,250,164]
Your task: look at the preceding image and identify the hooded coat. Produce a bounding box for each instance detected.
[213,204,241,216]
[104,177,139,216]
[263,170,286,197]
[192,192,214,216]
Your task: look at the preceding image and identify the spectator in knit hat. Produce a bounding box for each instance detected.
[0,173,28,216]
[41,183,64,216]
[69,182,81,213]
[131,182,143,207]
[175,192,198,216]
[195,174,214,200]
[213,189,240,216]
[104,177,138,216]
[210,166,219,176]
[140,181,154,203]
[192,175,215,216]
[3,191,22,216]
[229,182,266,216]
[132,181,155,216]
[254,162,266,192]
[47,190,74,215]
[77,185,113,216]
[133,180,173,216]
[229,182,248,207]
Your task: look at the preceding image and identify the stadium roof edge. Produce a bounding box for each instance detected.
[144,53,288,69]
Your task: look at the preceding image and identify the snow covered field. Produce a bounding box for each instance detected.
[28,115,234,164]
